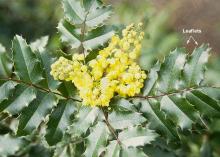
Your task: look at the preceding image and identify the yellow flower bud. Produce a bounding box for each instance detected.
[138,22,143,27]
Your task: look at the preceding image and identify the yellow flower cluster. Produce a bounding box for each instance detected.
[51,23,146,107]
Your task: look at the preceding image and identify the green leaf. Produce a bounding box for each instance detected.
[28,145,53,157]
[0,134,25,157]
[108,110,146,130]
[160,96,199,130]
[58,81,78,98]
[85,2,113,28]
[118,126,158,147]
[137,45,218,139]
[184,44,210,86]
[83,122,108,157]
[0,81,17,103]
[0,85,37,115]
[58,20,115,50]
[121,147,148,157]
[36,49,61,90]
[62,0,85,25]
[69,106,100,135]
[143,63,160,96]
[105,141,149,157]
[63,0,112,28]
[140,100,178,140]
[17,92,57,136]
[143,145,176,157]
[30,36,62,90]
[104,141,120,157]
[45,100,76,146]
[0,43,13,78]
[186,90,220,116]
[60,0,115,53]
[53,135,82,157]
[53,145,71,157]
[30,36,49,52]
[30,36,61,90]
[57,20,81,49]
[12,35,43,84]
[83,25,115,50]
[54,145,74,157]
[157,48,186,92]
[112,98,136,112]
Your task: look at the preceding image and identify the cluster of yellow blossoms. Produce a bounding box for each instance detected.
[51,23,147,107]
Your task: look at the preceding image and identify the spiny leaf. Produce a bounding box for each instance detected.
[108,110,146,130]
[137,45,219,139]
[30,36,49,52]
[0,134,25,157]
[121,147,148,157]
[53,134,82,157]
[186,90,220,116]
[0,81,17,103]
[58,81,78,98]
[112,98,136,112]
[31,36,61,90]
[27,145,53,157]
[17,92,57,136]
[35,49,61,90]
[12,35,43,84]
[69,106,100,135]
[45,100,77,146]
[118,126,158,147]
[53,144,71,157]
[202,87,220,101]
[62,0,85,25]
[143,145,176,157]
[184,44,210,87]
[0,43,13,78]
[85,3,112,28]
[58,19,115,50]
[0,85,37,115]
[105,141,149,157]
[143,63,160,96]
[63,0,112,28]
[83,25,115,50]
[104,141,120,157]
[54,145,74,157]
[160,95,199,130]
[157,48,186,92]
[83,122,108,157]
[139,100,178,140]
[57,20,81,49]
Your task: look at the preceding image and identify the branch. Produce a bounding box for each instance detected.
[102,109,122,145]
[79,12,89,61]
[0,77,82,102]
[131,86,220,100]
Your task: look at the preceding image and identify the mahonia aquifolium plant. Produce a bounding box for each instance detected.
[1,0,220,156]
[51,23,146,107]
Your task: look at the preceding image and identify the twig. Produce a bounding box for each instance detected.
[0,77,82,102]
[79,12,89,64]
[131,86,220,100]
[102,109,122,145]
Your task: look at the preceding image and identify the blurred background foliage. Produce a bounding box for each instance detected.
[0,0,220,156]
[0,0,62,50]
